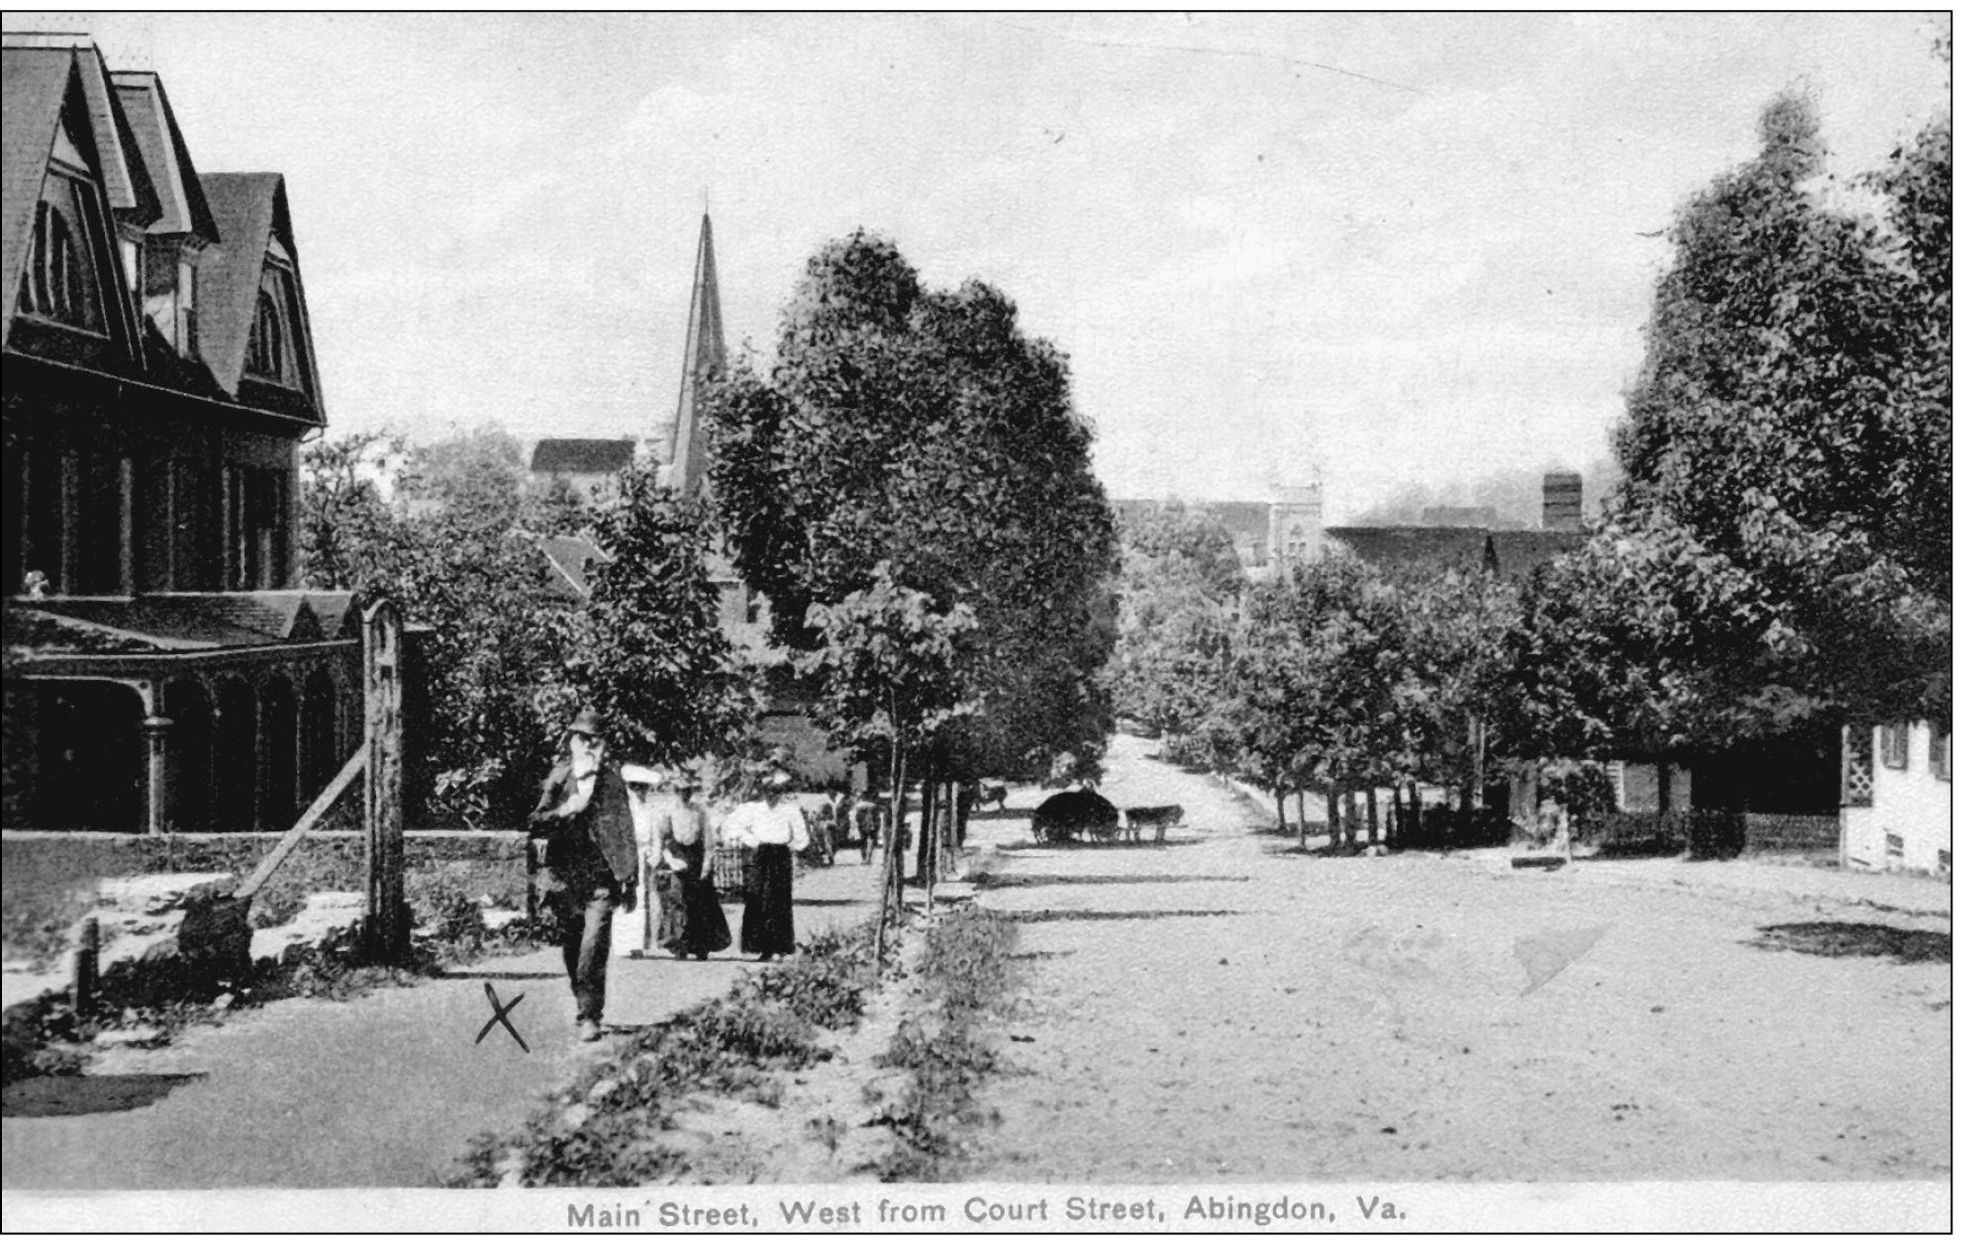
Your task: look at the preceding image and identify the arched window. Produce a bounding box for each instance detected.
[22,202,90,326]
[247,288,285,380]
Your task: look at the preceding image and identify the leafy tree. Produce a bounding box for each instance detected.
[704,231,1117,799]
[298,431,408,593]
[1105,500,1241,744]
[299,428,578,826]
[799,563,976,934]
[1501,519,1791,771]
[1388,564,1518,827]
[566,462,756,767]
[1117,500,1246,600]
[1612,90,1950,727]
[401,424,530,532]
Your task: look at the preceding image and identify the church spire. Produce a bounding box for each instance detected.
[669,211,727,499]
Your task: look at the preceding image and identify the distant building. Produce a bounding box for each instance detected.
[1266,484,1323,568]
[1420,505,1500,528]
[528,437,636,506]
[3,34,360,832]
[1326,473,1587,578]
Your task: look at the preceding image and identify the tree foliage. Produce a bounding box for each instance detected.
[567,462,755,767]
[299,430,751,826]
[704,231,1117,782]
[1611,89,1950,728]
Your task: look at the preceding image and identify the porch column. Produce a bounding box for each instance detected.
[141,713,173,836]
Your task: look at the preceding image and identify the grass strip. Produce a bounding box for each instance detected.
[866,905,1019,1180]
[452,919,897,1187]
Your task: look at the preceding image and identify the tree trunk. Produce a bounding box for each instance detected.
[1296,790,1307,850]
[1389,786,1403,850]
[1366,785,1380,845]
[954,782,973,850]
[1657,758,1674,813]
[1274,787,1287,832]
[876,732,907,966]
[1407,781,1422,844]
[914,771,937,887]
[1343,789,1360,848]
[1325,789,1340,852]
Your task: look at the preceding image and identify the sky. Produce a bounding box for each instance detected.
[10,12,1950,522]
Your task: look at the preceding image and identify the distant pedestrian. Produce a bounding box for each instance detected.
[529,707,639,1042]
[653,780,731,960]
[727,768,809,961]
[853,789,884,864]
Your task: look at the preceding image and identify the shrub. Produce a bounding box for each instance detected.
[1684,810,1747,861]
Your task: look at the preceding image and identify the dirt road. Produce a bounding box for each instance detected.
[966,734,1950,1181]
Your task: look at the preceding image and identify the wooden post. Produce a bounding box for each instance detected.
[525,837,539,921]
[73,917,99,1016]
[362,599,407,965]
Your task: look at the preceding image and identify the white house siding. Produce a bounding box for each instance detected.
[1843,721,1951,877]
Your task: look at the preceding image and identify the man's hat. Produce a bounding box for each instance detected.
[564,706,606,741]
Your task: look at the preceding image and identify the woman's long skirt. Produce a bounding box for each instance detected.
[659,872,731,957]
[741,843,797,957]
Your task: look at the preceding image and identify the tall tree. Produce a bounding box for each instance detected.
[1612,90,1950,726]
[705,231,1117,793]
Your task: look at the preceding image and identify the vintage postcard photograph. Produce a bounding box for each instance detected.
[0,11,1950,1234]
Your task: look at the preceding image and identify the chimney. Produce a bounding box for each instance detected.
[1542,472,1583,532]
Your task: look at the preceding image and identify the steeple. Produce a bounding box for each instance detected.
[668,211,727,499]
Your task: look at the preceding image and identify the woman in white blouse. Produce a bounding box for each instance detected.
[727,769,808,961]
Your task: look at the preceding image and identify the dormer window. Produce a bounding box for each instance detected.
[247,287,285,379]
[244,251,302,388]
[20,200,101,330]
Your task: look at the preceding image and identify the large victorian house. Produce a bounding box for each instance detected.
[3,36,360,833]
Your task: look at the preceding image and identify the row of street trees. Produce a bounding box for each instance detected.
[1110,81,1950,842]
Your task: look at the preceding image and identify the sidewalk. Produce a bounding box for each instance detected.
[1,857,882,1189]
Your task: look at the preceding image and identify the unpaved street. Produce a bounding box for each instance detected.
[966,734,1950,1181]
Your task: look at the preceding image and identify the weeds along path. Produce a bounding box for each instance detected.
[964,733,1950,1182]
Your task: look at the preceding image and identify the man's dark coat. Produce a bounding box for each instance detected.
[531,759,640,887]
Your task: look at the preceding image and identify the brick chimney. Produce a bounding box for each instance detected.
[1542,471,1583,532]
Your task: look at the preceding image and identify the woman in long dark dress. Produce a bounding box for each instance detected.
[655,781,730,960]
[733,770,809,961]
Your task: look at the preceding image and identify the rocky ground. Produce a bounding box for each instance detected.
[962,734,1950,1182]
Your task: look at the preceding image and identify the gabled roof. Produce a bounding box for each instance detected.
[197,172,318,400]
[110,71,218,241]
[1323,526,1492,573]
[73,43,158,228]
[1484,530,1587,578]
[531,438,636,474]
[0,48,76,337]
